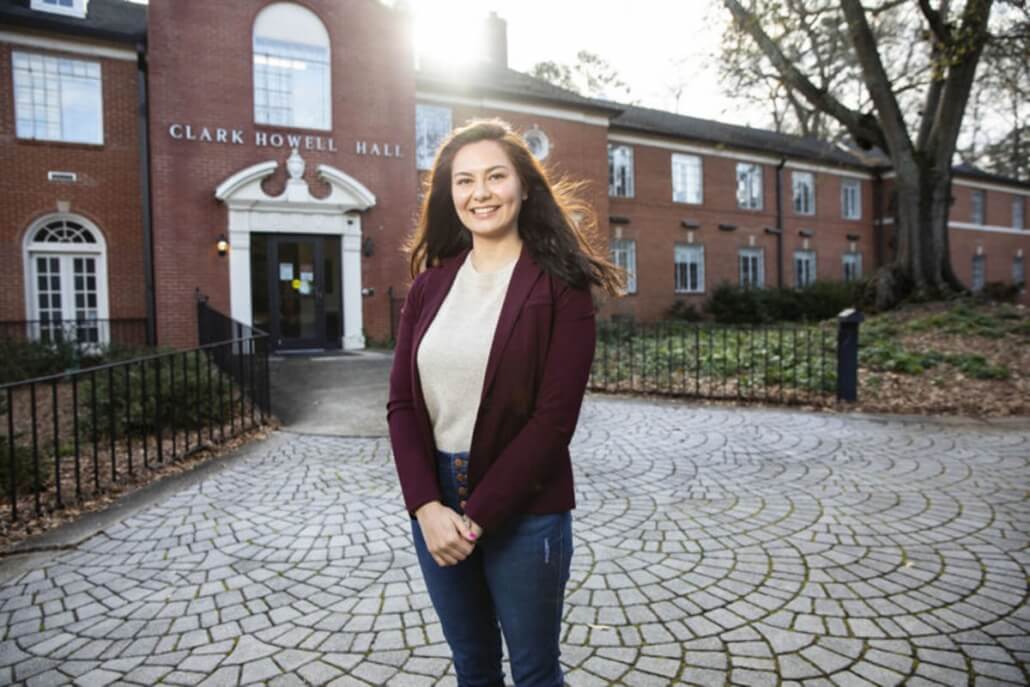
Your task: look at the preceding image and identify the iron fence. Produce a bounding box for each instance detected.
[0,318,148,350]
[0,303,270,522]
[589,318,845,404]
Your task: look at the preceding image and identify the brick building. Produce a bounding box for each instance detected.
[2,0,1028,353]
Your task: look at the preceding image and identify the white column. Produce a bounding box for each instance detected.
[227,209,253,327]
[341,214,365,350]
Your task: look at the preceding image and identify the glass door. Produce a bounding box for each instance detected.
[269,236,325,350]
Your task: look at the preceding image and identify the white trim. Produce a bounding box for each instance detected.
[881,217,1030,236]
[31,0,87,19]
[952,178,1030,198]
[0,30,136,61]
[881,170,1030,197]
[415,90,610,127]
[608,131,872,179]
[216,150,375,351]
[21,212,111,342]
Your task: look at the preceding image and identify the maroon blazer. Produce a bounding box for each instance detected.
[386,243,596,532]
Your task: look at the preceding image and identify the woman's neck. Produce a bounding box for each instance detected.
[469,233,523,273]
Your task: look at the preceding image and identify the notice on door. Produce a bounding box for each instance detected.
[279,263,294,281]
[300,264,314,282]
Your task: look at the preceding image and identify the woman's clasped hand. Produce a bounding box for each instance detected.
[414,501,483,566]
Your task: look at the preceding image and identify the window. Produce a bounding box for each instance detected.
[1013,256,1024,288]
[608,145,634,198]
[13,51,102,144]
[523,127,550,160]
[736,163,763,210]
[253,3,331,130]
[739,248,764,289]
[794,250,816,288]
[792,171,815,215]
[841,179,861,219]
[674,244,704,293]
[23,215,109,346]
[1013,197,1025,230]
[31,0,86,18]
[843,252,863,283]
[971,255,986,291]
[672,154,702,204]
[415,104,452,170]
[971,190,986,225]
[611,239,637,293]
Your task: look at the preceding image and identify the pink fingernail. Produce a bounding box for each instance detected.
[467,532,477,541]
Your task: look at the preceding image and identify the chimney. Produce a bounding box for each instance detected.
[483,11,508,69]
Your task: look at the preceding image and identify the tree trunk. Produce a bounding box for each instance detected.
[874,155,967,310]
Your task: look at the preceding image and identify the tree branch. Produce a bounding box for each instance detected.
[918,0,953,43]
[722,0,886,150]
[839,0,915,158]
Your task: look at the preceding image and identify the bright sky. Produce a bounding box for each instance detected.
[410,0,751,125]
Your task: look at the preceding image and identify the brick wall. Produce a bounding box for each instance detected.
[147,0,416,348]
[0,40,145,324]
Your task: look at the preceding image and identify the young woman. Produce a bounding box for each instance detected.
[387,118,624,686]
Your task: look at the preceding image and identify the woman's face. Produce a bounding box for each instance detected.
[451,140,526,241]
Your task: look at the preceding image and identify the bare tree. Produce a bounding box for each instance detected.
[530,50,633,101]
[723,0,1005,309]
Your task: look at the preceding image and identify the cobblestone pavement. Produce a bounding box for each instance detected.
[1,397,1027,686]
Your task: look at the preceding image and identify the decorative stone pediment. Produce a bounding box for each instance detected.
[214,148,376,213]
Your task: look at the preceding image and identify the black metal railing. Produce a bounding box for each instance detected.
[589,317,854,404]
[0,304,270,522]
[0,319,148,350]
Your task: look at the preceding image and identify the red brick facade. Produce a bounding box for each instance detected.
[2,0,1028,354]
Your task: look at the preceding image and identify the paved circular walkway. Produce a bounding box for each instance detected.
[0,397,1027,686]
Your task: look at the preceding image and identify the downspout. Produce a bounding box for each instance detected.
[774,157,786,288]
[136,43,157,346]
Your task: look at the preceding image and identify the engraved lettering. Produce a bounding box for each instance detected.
[355,141,366,154]
[216,128,228,143]
[255,131,268,146]
[270,133,284,147]
[232,129,244,144]
[199,127,213,142]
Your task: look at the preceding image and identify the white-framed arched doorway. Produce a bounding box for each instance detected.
[21,212,111,345]
[215,148,376,351]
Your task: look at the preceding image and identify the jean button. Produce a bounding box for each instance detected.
[454,458,464,468]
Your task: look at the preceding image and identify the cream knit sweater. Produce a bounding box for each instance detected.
[416,250,518,452]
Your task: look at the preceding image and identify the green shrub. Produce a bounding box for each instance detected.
[0,434,54,495]
[947,353,1009,380]
[705,281,861,325]
[79,349,238,439]
[664,300,704,322]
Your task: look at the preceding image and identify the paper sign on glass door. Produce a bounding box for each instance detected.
[279,263,294,281]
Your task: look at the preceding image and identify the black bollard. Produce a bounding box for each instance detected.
[836,308,864,402]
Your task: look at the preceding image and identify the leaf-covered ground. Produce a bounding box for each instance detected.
[846,299,1028,417]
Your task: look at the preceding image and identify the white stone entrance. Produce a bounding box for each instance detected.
[215,149,375,350]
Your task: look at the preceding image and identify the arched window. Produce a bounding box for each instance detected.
[253,3,331,131]
[23,214,110,345]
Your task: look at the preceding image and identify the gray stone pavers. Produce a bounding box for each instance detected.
[0,398,1027,685]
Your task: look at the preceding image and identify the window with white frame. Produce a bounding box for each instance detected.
[739,248,764,289]
[794,250,816,288]
[611,239,637,293]
[971,190,986,225]
[971,255,986,291]
[13,51,103,144]
[792,171,815,215]
[31,0,87,18]
[736,162,763,210]
[23,215,109,346]
[253,3,331,130]
[415,104,452,170]
[841,178,861,220]
[1012,196,1025,230]
[1013,256,1024,288]
[671,153,702,204]
[842,252,863,283]
[674,244,704,293]
[608,144,634,198]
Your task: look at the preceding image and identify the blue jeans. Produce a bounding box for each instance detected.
[411,449,573,687]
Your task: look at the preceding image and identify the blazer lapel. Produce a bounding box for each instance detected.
[479,242,544,404]
[412,246,471,362]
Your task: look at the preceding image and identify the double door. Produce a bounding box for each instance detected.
[269,236,327,350]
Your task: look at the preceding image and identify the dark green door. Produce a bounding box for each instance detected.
[269,236,325,350]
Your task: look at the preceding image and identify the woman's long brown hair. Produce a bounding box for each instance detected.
[404,118,626,298]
